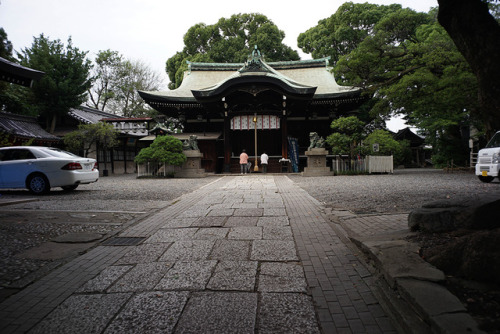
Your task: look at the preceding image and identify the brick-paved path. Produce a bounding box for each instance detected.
[0,175,397,333]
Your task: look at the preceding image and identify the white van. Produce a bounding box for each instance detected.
[475,131,500,183]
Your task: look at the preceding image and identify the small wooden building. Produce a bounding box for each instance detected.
[139,47,364,173]
[0,112,60,146]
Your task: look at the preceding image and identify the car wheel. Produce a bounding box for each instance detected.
[27,174,50,194]
[61,185,78,191]
[478,175,494,183]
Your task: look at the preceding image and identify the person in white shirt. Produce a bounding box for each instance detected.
[260,151,269,173]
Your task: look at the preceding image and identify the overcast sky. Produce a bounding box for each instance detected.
[1,0,437,130]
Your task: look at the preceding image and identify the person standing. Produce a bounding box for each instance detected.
[240,149,249,174]
[260,151,269,173]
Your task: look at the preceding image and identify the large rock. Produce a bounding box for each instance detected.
[422,228,500,285]
[408,196,500,232]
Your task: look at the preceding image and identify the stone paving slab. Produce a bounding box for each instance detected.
[155,260,217,290]
[207,261,258,291]
[209,239,251,260]
[250,240,299,261]
[108,262,173,293]
[105,291,189,333]
[76,265,133,293]
[258,262,307,292]
[158,240,215,261]
[29,293,131,334]
[175,292,257,333]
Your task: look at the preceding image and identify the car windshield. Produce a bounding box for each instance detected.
[485,132,500,148]
[42,147,81,158]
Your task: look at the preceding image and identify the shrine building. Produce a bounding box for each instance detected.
[139,47,364,173]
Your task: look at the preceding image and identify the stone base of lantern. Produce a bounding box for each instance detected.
[302,148,333,177]
[175,150,207,178]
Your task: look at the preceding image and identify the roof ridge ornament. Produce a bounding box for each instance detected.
[241,45,264,72]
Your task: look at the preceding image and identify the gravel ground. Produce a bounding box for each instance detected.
[291,169,500,214]
[0,174,219,290]
[0,174,219,212]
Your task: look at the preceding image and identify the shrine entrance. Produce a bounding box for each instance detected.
[138,46,364,174]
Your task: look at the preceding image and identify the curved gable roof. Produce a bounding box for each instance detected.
[139,56,361,105]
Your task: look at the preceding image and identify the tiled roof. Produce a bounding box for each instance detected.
[139,57,360,103]
[0,112,60,141]
[68,106,124,124]
[68,106,149,136]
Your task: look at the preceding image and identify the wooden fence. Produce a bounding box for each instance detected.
[137,162,178,177]
[331,155,393,174]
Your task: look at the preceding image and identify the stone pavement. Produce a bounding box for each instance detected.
[0,175,397,333]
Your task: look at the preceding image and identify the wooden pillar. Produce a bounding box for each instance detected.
[224,114,231,173]
[281,115,288,159]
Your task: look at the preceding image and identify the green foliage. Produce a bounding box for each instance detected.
[88,50,163,117]
[87,49,122,111]
[166,13,299,89]
[361,129,409,165]
[298,2,408,63]
[17,34,92,133]
[0,28,13,60]
[302,3,478,164]
[0,132,13,147]
[0,28,31,114]
[134,135,186,166]
[63,122,119,157]
[327,116,366,156]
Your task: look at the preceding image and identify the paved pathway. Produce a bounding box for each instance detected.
[0,175,397,333]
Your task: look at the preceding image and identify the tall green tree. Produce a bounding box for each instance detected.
[88,51,162,117]
[297,2,410,64]
[87,49,122,112]
[0,28,32,115]
[333,11,477,165]
[166,13,299,89]
[17,35,92,133]
[301,3,477,165]
[0,27,13,60]
[107,59,162,117]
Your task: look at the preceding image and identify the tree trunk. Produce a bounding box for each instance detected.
[438,0,500,137]
[49,114,57,134]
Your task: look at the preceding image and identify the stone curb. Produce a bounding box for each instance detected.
[0,197,38,207]
[352,233,486,334]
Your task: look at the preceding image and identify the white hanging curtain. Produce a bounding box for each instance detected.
[230,115,280,130]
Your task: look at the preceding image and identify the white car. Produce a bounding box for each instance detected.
[0,146,99,194]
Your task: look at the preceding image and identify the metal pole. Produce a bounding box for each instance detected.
[253,114,259,172]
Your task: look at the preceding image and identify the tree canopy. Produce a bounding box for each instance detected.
[166,13,300,89]
[297,2,413,64]
[63,122,119,157]
[0,28,29,115]
[0,28,13,60]
[326,116,366,157]
[17,34,92,133]
[87,50,163,117]
[134,135,186,166]
[300,3,482,165]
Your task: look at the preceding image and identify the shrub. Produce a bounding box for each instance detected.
[134,135,186,166]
